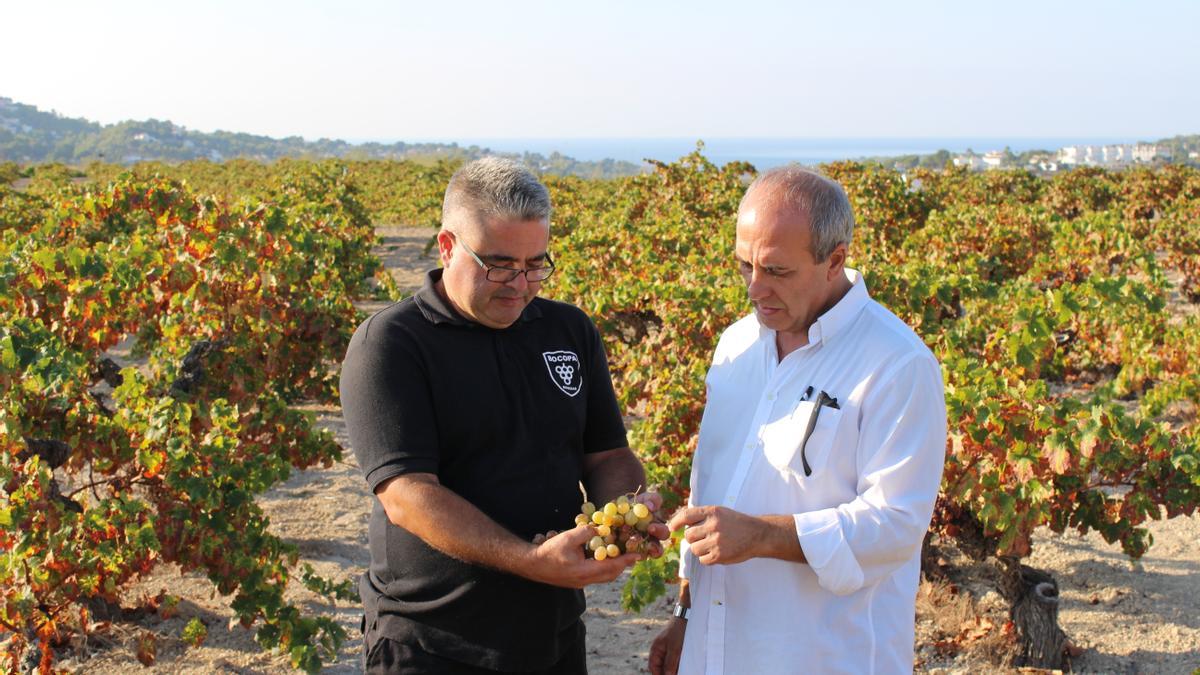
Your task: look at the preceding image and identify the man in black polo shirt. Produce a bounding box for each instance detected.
[341,157,667,673]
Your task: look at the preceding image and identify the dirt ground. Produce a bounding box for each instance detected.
[64,227,1200,673]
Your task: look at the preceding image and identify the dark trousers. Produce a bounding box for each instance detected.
[362,623,588,675]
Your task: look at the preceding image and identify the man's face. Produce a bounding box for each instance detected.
[735,187,845,342]
[437,216,551,329]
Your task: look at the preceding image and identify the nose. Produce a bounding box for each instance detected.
[746,269,770,301]
[504,271,531,292]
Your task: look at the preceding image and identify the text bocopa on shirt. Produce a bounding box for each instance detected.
[679,269,948,675]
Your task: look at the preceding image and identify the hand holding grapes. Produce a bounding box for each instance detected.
[569,492,669,560]
[526,522,641,588]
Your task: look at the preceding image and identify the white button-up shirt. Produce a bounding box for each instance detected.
[678,269,947,675]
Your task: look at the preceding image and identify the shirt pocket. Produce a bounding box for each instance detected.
[760,401,844,478]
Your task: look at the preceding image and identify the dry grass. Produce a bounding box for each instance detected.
[915,576,1024,672]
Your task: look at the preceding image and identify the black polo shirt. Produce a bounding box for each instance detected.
[340,269,629,671]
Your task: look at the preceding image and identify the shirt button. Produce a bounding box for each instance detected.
[767,393,776,401]
[745,442,754,450]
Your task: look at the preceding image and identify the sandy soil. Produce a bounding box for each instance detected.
[64,226,1200,673]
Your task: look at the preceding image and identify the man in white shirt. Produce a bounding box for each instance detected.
[649,166,947,675]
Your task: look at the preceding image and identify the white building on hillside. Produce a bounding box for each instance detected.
[953,154,986,170]
[982,151,1006,169]
[1133,144,1169,162]
[1102,145,1131,165]
[1057,144,1166,167]
[1058,146,1082,165]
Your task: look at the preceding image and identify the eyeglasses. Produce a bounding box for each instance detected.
[453,233,556,283]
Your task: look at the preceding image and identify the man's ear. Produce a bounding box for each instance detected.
[825,243,848,281]
[436,230,456,266]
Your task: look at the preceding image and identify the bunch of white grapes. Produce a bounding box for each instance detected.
[574,494,655,560]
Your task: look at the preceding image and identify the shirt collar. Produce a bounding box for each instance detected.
[755,267,870,348]
[414,268,544,328]
[812,268,869,345]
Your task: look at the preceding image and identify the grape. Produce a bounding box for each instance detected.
[575,492,661,561]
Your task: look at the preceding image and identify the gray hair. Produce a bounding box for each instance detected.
[740,165,854,262]
[442,156,551,231]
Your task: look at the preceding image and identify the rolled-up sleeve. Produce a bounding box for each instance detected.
[795,353,947,595]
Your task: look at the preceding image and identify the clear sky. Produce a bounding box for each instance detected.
[1,0,1196,141]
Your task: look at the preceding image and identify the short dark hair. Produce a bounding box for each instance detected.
[442,157,551,232]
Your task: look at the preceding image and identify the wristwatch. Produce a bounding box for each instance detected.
[672,604,691,620]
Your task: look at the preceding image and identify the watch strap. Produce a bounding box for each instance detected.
[672,604,691,620]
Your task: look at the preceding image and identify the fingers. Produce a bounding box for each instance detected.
[648,637,665,675]
[666,506,708,532]
[636,491,664,514]
[649,621,685,675]
[582,555,635,585]
[639,539,665,560]
[615,551,641,567]
[646,521,671,541]
[558,523,597,546]
[665,642,682,675]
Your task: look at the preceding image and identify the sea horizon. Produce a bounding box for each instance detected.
[353,136,1148,168]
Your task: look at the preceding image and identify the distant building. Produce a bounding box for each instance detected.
[982,151,1006,169]
[1056,143,1165,168]
[953,153,986,170]
[1057,146,1087,166]
[1133,143,1168,162]
[1028,157,1059,172]
[1102,145,1131,165]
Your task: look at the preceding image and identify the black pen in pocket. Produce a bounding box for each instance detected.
[799,390,839,476]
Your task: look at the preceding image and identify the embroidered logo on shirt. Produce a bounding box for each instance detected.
[542,350,582,397]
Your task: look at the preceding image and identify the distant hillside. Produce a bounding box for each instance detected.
[0,97,643,178]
